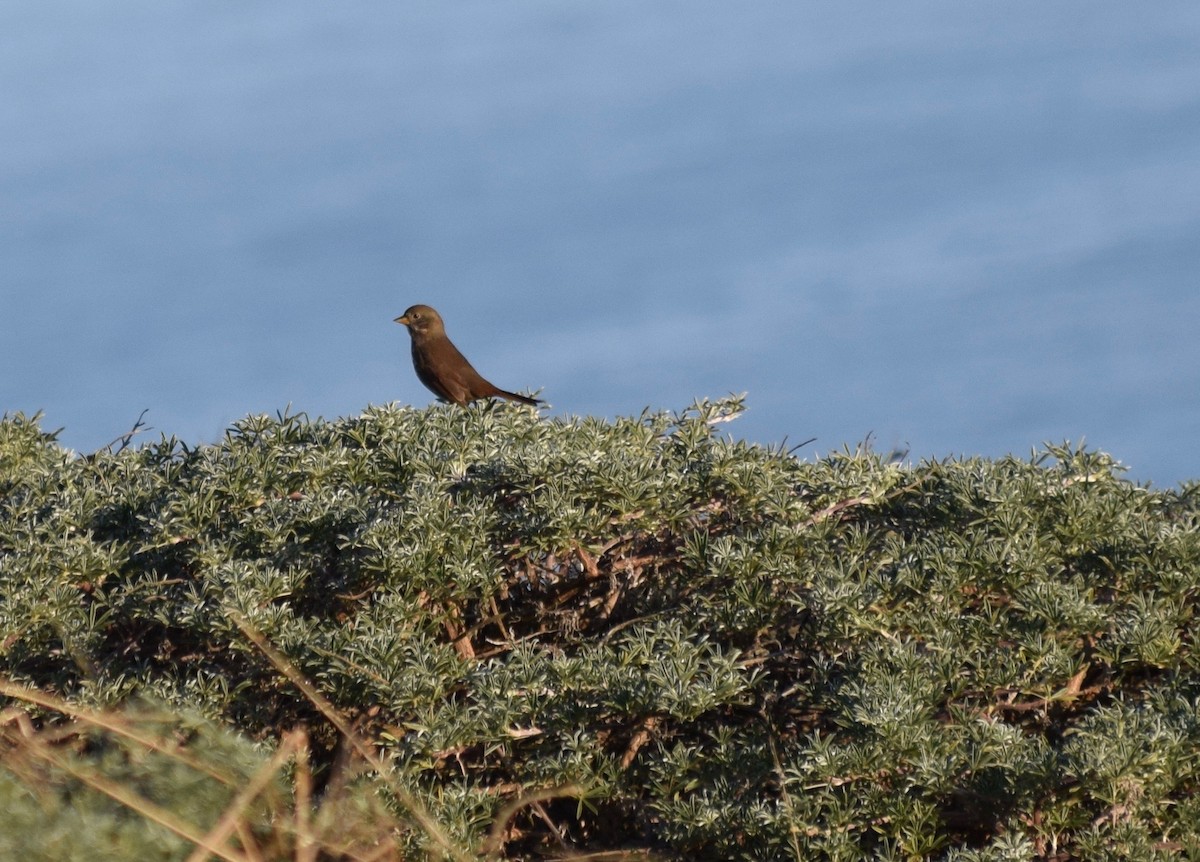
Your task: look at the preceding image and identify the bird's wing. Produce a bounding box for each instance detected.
[412,340,478,404]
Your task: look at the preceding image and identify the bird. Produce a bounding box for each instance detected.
[393,304,542,407]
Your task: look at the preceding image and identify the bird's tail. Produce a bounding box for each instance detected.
[497,390,542,406]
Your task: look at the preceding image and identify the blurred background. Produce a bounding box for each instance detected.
[3,2,1197,485]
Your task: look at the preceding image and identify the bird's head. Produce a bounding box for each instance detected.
[393,304,444,336]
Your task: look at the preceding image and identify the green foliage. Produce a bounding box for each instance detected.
[0,692,399,861]
[1,401,1199,860]
[0,703,265,862]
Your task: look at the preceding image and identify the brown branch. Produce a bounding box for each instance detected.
[227,608,474,862]
[0,678,237,785]
[184,731,302,862]
[15,735,248,862]
[482,783,585,860]
[620,716,660,769]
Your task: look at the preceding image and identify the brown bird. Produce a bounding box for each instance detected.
[393,304,542,406]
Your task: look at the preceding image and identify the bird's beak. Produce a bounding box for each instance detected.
[393,314,410,326]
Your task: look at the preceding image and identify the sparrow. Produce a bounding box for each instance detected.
[393,304,542,406]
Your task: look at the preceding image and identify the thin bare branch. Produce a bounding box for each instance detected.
[227,608,474,862]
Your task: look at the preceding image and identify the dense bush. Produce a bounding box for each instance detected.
[1,399,1198,860]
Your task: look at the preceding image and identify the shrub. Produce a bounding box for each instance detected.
[1,400,1198,860]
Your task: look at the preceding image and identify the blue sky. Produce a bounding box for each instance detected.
[3,2,1198,484]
